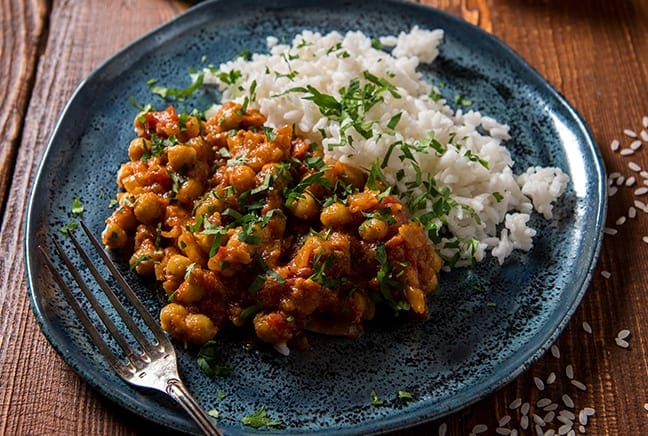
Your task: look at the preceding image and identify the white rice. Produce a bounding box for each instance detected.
[204,28,569,265]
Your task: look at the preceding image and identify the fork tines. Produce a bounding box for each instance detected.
[38,220,169,374]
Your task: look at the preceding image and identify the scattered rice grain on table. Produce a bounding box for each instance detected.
[641,129,648,141]
[629,162,642,172]
[566,364,574,379]
[521,402,531,415]
[544,402,559,412]
[562,394,575,408]
[544,411,556,423]
[510,398,523,409]
[617,329,631,339]
[471,423,488,434]
[537,398,552,408]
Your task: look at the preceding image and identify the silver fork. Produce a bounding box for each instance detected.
[38,220,223,436]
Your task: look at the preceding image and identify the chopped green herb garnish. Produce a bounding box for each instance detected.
[197,340,233,377]
[493,191,504,202]
[239,303,264,320]
[238,50,252,60]
[387,112,402,130]
[370,389,384,407]
[398,390,415,402]
[453,93,472,106]
[58,221,78,235]
[129,255,152,271]
[241,406,283,429]
[150,71,204,100]
[207,409,220,418]
[71,197,84,216]
[128,96,154,113]
[429,88,442,102]
[371,37,382,49]
[215,69,242,86]
[463,150,489,169]
[184,262,196,280]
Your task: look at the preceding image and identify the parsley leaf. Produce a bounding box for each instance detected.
[370,389,384,407]
[58,221,78,235]
[71,197,84,216]
[241,406,283,429]
[196,340,233,377]
[150,71,204,100]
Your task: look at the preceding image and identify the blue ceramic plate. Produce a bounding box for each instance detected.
[25,0,606,434]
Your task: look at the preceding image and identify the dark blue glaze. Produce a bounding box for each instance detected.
[25,0,606,434]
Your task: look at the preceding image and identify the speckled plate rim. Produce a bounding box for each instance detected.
[24,0,607,434]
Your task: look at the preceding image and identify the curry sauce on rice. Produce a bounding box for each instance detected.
[103,27,568,352]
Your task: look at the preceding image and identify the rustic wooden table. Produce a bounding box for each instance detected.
[1,0,647,434]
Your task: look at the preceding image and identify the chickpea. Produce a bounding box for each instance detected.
[182,116,201,139]
[348,190,380,213]
[320,202,353,228]
[178,231,206,264]
[175,280,205,304]
[167,145,197,172]
[227,164,257,194]
[133,192,166,224]
[127,137,151,161]
[176,179,203,204]
[405,286,427,316]
[358,218,389,241]
[194,197,225,218]
[102,222,128,248]
[160,303,188,336]
[185,313,218,344]
[110,204,138,232]
[335,162,366,189]
[166,254,192,278]
[289,192,319,220]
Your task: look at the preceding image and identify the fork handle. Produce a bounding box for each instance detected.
[166,378,223,436]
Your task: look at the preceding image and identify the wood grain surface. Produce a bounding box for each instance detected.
[1,0,646,435]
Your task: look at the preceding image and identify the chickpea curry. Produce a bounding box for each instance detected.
[102,101,442,351]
